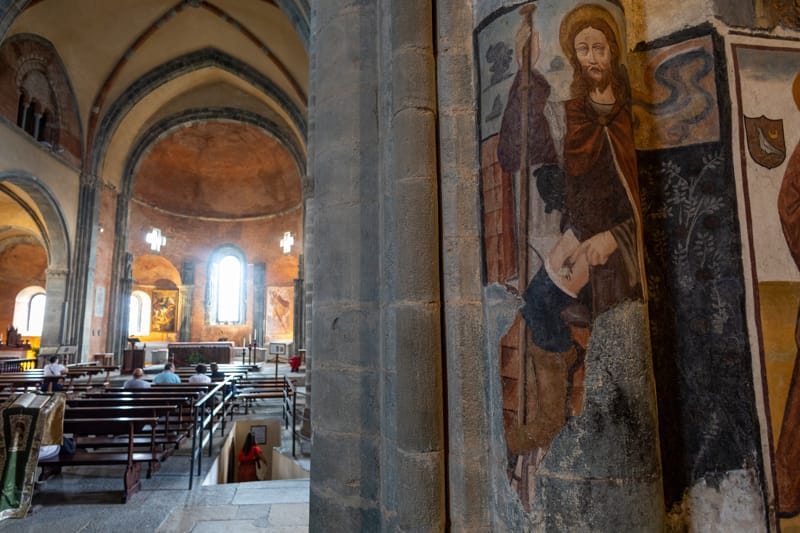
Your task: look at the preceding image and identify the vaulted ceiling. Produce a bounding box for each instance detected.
[0,0,307,251]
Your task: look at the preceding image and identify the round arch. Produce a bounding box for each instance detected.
[89,48,307,179]
[0,171,71,345]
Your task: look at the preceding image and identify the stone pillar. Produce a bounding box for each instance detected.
[116,253,133,361]
[309,0,445,529]
[252,262,265,346]
[378,0,445,530]
[309,0,383,529]
[64,172,101,360]
[301,179,313,455]
[41,267,68,347]
[435,0,493,529]
[107,190,132,358]
[293,255,304,351]
[178,260,194,342]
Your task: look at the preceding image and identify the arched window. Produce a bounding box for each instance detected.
[13,286,46,336]
[207,246,246,325]
[129,290,151,336]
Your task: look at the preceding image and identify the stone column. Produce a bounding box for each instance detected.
[435,0,493,529]
[42,267,68,347]
[293,256,304,351]
[178,260,194,342]
[309,0,383,529]
[116,253,133,361]
[252,262,266,346]
[309,0,445,529]
[378,0,445,530]
[64,172,102,360]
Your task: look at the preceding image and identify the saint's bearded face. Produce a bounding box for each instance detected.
[574,26,612,91]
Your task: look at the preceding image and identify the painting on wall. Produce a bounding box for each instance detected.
[477,0,654,514]
[730,37,800,526]
[267,286,293,340]
[151,289,177,333]
[627,35,719,150]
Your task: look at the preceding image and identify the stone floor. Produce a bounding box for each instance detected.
[0,363,310,533]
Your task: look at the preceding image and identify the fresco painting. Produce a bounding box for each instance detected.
[478,0,645,511]
[627,36,719,150]
[267,286,293,340]
[732,41,800,525]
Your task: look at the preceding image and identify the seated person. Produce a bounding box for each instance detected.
[152,362,181,384]
[209,362,238,396]
[123,368,151,389]
[188,363,211,384]
[209,362,225,380]
[42,355,66,392]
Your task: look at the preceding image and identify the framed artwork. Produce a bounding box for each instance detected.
[250,424,267,444]
[267,286,293,338]
[151,289,178,333]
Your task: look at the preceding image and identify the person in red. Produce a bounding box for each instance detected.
[238,431,267,482]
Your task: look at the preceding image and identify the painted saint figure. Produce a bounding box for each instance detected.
[496,4,643,510]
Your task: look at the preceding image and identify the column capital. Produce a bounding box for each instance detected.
[80,172,101,188]
[45,267,69,279]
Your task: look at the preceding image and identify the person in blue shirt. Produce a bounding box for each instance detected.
[152,362,181,384]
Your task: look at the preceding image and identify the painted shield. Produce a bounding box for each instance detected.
[745,115,786,169]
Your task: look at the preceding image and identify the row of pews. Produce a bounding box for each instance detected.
[39,382,237,501]
[1,362,296,502]
[0,363,119,398]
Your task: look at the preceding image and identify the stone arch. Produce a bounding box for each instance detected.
[0,171,71,345]
[0,33,84,166]
[0,1,309,52]
[122,107,305,198]
[89,48,306,178]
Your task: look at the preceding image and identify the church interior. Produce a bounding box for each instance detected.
[5,0,800,531]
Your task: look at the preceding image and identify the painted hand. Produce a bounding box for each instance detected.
[569,231,617,267]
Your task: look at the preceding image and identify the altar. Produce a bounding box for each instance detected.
[167,341,235,366]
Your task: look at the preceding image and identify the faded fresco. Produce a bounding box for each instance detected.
[632,32,759,513]
[732,40,800,526]
[267,286,293,340]
[628,35,720,150]
[477,0,645,512]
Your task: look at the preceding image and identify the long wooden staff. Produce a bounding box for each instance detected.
[517,3,536,429]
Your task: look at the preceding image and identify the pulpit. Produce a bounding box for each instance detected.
[121,349,145,373]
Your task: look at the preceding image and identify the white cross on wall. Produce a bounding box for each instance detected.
[146,228,166,252]
[280,231,294,254]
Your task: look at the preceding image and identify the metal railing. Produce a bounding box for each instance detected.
[0,358,37,372]
[282,378,307,457]
[188,378,237,489]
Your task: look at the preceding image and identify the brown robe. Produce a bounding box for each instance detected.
[496,70,644,457]
[776,140,800,516]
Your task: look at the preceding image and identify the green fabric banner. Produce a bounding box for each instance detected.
[0,393,65,521]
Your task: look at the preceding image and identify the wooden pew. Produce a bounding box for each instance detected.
[236,376,294,414]
[38,417,159,502]
[67,362,120,388]
[66,396,195,446]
